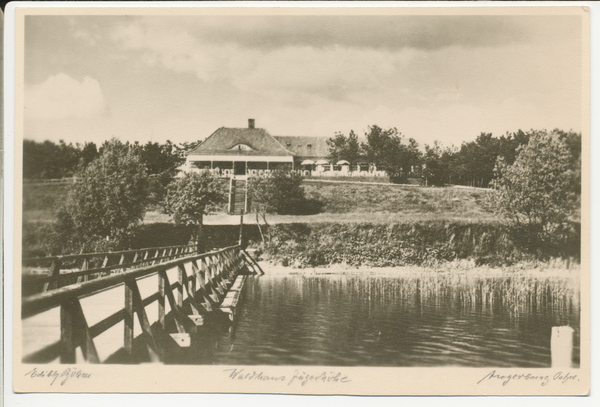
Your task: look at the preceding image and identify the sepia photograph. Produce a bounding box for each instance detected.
[7,3,590,397]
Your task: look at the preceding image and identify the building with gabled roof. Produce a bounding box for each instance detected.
[185,119,322,176]
[272,135,329,164]
[184,119,385,178]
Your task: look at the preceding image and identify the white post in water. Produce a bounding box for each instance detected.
[551,326,574,368]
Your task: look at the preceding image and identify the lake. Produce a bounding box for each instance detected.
[174,270,580,367]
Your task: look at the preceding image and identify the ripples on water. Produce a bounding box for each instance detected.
[178,273,580,367]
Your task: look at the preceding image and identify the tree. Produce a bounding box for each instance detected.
[247,176,278,243]
[248,171,314,242]
[140,141,184,176]
[451,131,530,188]
[401,138,422,175]
[422,141,453,186]
[140,141,187,207]
[23,139,81,179]
[163,172,225,249]
[554,129,582,196]
[361,125,408,183]
[79,141,99,168]
[56,139,149,252]
[327,130,362,164]
[491,130,579,235]
[174,140,203,160]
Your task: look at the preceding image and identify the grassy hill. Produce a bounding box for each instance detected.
[22,178,497,256]
[21,179,580,266]
[145,180,497,225]
[302,180,496,222]
[23,178,497,225]
[22,182,71,223]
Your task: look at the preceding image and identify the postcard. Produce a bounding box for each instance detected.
[6,1,591,398]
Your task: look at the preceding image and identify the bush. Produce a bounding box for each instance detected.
[248,171,323,243]
[163,172,226,251]
[249,171,323,216]
[53,139,149,254]
[257,221,580,268]
[491,130,580,237]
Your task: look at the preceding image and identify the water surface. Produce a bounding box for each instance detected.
[183,273,580,367]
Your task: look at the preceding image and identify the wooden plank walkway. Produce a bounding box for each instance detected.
[219,275,247,321]
[21,245,262,364]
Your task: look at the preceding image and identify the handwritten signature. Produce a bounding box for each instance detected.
[224,368,350,386]
[477,370,578,386]
[24,367,91,386]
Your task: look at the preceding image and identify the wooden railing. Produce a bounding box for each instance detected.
[23,178,77,185]
[22,245,250,364]
[22,244,198,295]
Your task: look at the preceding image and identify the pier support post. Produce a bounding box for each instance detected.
[60,298,99,363]
[551,326,574,368]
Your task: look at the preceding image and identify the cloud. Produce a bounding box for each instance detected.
[223,15,533,50]
[118,15,534,52]
[108,14,580,107]
[110,18,420,104]
[25,73,106,120]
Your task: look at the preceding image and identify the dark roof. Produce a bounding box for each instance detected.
[187,127,294,157]
[273,136,329,159]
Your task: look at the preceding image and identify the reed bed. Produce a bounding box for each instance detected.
[297,270,580,321]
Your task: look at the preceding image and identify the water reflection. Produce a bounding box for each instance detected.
[177,273,580,367]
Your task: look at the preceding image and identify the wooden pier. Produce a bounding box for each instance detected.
[21,245,263,364]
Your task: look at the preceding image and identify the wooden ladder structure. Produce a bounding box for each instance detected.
[228,177,248,215]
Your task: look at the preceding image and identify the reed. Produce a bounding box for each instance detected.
[301,269,580,323]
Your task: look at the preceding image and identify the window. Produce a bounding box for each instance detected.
[230,144,254,151]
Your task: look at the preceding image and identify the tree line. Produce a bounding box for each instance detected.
[22,139,198,180]
[327,126,581,188]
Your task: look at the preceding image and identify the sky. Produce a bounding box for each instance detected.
[23,11,584,149]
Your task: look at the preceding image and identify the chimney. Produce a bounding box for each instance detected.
[248,118,255,129]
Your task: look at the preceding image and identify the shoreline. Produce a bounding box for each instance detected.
[256,260,581,279]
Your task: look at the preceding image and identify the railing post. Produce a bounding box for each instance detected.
[59,298,99,364]
[158,271,165,329]
[190,265,197,297]
[204,256,211,281]
[177,264,184,309]
[202,257,210,287]
[80,257,89,283]
[125,278,160,362]
[180,264,201,318]
[44,259,62,292]
[60,300,76,363]
[160,270,185,333]
[124,280,134,355]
